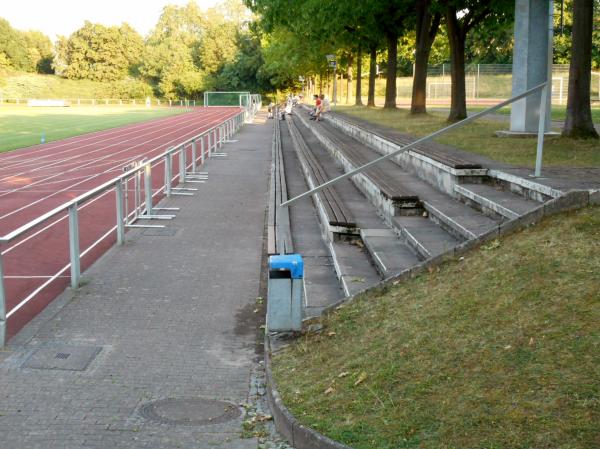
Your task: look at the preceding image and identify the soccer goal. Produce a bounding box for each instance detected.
[203,91,262,122]
[203,91,251,107]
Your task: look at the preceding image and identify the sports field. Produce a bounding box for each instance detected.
[0,106,241,339]
[0,105,186,152]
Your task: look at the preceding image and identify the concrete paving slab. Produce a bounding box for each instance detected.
[0,114,273,449]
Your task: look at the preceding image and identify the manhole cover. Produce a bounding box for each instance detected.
[139,398,240,426]
[142,228,178,236]
[22,345,102,371]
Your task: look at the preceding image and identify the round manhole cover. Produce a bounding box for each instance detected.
[139,398,241,426]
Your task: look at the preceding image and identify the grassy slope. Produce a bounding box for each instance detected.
[273,206,600,449]
[0,106,186,152]
[0,73,116,99]
[337,105,600,167]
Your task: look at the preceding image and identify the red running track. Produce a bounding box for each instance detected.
[0,107,241,340]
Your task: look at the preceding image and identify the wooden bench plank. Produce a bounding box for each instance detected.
[286,117,356,230]
[315,123,420,202]
[331,112,482,170]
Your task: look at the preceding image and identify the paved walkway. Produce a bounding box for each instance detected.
[0,114,274,449]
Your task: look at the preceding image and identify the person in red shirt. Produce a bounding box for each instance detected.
[310,94,322,120]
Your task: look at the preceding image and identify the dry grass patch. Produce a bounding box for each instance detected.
[272,206,600,449]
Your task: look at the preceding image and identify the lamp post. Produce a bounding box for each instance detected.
[326,54,337,109]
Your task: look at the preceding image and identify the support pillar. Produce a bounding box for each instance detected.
[510,0,553,133]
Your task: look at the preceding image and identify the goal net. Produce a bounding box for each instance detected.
[203,91,251,107]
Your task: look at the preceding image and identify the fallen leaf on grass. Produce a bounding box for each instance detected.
[354,372,368,386]
[324,386,335,395]
[338,371,349,378]
[327,331,336,337]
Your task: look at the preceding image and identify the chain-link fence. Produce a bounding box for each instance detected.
[423,63,599,104]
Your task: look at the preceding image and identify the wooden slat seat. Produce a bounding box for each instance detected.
[286,117,356,229]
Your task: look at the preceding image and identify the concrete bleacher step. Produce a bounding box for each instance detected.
[454,183,542,220]
[329,239,381,297]
[423,199,500,240]
[392,216,462,259]
[360,228,420,277]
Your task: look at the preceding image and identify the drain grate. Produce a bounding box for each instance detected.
[139,398,240,426]
[22,345,102,371]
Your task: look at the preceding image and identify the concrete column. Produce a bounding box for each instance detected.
[510,0,553,133]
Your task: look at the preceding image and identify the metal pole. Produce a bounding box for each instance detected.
[144,162,153,215]
[280,82,547,208]
[534,84,548,178]
[191,140,197,173]
[179,145,186,184]
[545,0,554,132]
[68,205,81,289]
[115,181,125,245]
[0,249,6,347]
[213,129,217,152]
[333,64,337,108]
[200,136,205,165]
[165,153,172,197]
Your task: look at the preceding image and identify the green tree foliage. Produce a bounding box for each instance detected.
[214,28,271,92]
[56,21,143,81]
[553,0,600,69]
[0,18,53,73]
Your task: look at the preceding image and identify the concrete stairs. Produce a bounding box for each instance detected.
[272,106,548,314]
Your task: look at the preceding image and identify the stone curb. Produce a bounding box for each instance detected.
[265,189,596,449]
[264,335,354,449]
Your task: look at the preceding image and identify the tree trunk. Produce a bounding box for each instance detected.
[445,6,467,121]
[346,53,353,104]
[368,46,377,107]
[411,0,440,114]
[384,32,398,109]
[563,0,598,138]
[355,46,363,106]
[319,74,323,95]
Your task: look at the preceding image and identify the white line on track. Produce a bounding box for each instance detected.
[0,107,236,170]
[0,109,221,178]
[4,148,209,316]
[0,110,234,222]
[0,108,198,164]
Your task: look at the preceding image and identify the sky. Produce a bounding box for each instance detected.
[0,0,221,41]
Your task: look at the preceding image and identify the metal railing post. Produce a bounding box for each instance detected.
[218,126,223,148]
[200,135,205,165]
[165,152,172,197]
[191,139,197,173]
[212,129,217,154]
[115,181,125,245]
[144,162,153,215]
[0,250,6,347]
[179,145,186,183]
[534,84,548,178]
[68,205,81,288]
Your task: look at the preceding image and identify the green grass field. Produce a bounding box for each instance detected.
[273,206,600,449]
[0,105,187,152]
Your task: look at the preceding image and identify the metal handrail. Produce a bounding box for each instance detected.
[0,111,244,243]
[0,109,246,346]
[280,82,549,209]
